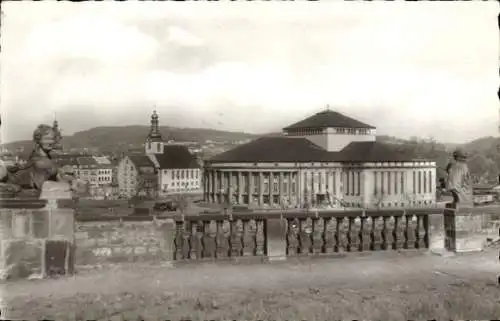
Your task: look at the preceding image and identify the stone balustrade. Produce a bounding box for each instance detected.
[172,208,441,261]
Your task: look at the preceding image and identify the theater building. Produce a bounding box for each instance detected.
[203,108,436,209]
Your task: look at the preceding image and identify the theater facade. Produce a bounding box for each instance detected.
[203,109,436,209]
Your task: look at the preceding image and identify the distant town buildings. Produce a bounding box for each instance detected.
[117,111,202,199]
[204,107,437,209]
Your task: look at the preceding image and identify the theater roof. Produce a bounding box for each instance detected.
[283,110,376,131]
[208,137,424,163]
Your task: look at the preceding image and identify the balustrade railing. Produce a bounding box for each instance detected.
[173,208,441,261]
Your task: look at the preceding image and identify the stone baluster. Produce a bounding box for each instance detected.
[215,220,230,258]
[404,215,416,250]
[189,221,198,259]
[416,215,428,249]
[286,218,300,255]
[181,221,191,259]
[255,220,266,256]
[371,216,383,251]
[230,219,244,257]
[347,217,360,252]
[360,216,371,251]
[242,219,256,256]
[312,218,325,254]
[324,217,337,253]
[382,216,393,250]
[336,217,349,253]
[174,221,185,260]
[299,217,313,254]
[202,220,217,258]
[393,216,405,250]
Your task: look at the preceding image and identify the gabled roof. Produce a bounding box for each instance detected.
[283,110,375,131]
[336,141,423,162]
[153,145,199,169]
[208,137,337,163]
[128,155,155,168]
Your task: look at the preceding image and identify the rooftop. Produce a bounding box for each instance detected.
[153,145,200,169]
[283,110,376,131]
[128,155,155,169]
[208,137,426,163]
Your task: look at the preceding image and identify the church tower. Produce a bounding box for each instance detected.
[52,114,63,151]
[145,110,164,155]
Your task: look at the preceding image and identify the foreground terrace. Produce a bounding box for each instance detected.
[3,248,500,320]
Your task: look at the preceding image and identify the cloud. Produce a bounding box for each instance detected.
[0,1,498,144]
[166,26,204,47]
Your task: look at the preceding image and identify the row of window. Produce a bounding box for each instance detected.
[168,169,199,180]
[163,181,199,189]
[286,128,372,136]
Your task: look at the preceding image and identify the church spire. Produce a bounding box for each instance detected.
[52,112,63,151]
[147,110,163,142]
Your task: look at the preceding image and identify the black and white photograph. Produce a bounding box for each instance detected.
[0,1,499,320]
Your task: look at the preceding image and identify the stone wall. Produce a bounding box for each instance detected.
[75,216,175,265]
[0,199,75,280]
[443,204,500,253]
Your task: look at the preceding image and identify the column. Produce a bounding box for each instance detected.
[218,171,223,204]
[204,171,208,202]
[248,172,254,206]
[228,171,233,204]
[237,171,242,204]
[310,171,315,206]
[211,170,216,203]
[269,172,274,207]
[279,172,284,206]
[259,172,264,206]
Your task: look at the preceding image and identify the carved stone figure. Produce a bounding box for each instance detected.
[0,124,63,197]
[446,149,473,206]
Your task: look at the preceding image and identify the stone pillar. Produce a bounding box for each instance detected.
[259,172,264,206]
[444,203,487,253]
[237,171,242,205]
[0,181,76,281]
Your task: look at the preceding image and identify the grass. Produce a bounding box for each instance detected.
[4,251,500,320]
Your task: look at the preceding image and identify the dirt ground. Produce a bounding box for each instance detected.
[2,249,500,320]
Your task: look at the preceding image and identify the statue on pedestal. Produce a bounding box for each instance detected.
[445,149,473,207]
[0,124,77,198]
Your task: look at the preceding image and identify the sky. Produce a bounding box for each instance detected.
[0,1,498,144]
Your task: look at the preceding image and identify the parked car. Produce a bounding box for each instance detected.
[153,200,179,212]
